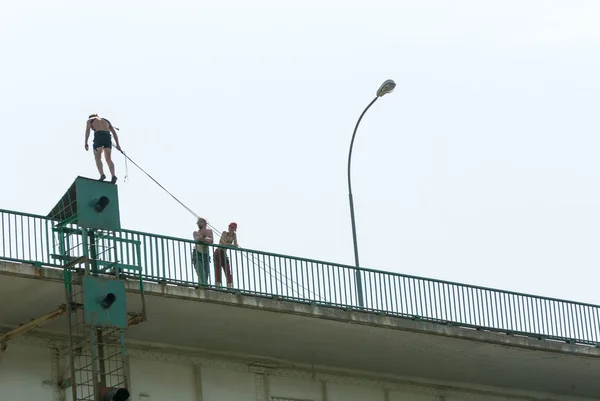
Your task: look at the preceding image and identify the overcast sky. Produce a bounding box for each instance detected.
[1,1,600,304]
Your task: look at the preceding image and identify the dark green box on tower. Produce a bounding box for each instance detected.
[47,176,121,231]
[82,275,128,329]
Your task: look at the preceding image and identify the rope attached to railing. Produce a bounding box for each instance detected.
[114,146,328,302]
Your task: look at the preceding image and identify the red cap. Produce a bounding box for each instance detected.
[229,222,238,229]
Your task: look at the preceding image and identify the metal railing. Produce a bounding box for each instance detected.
[1,208,599,345]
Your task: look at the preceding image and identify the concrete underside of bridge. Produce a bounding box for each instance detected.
[1,261,599,400]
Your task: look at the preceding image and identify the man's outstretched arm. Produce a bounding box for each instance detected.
[109,124,121,151]
[84,120,91,150]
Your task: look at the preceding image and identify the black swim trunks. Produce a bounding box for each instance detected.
[93,130,112,149]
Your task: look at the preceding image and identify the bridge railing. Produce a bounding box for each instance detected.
[1,208,599,345]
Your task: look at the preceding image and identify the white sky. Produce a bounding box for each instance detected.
[2,1,600,304]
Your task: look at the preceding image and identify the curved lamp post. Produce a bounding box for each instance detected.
[348,79,396,307]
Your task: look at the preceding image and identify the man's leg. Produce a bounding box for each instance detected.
[225,256,233,287]
[104,148,117,183]
[194,251,206,285]
[94,147,105,180]
[202,254,211,284]
[214,249,222,286]
[193,251,200,283]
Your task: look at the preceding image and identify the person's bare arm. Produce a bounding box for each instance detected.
[205,229,214,244]
[84,120,91,151]
[194,229,213,244]
[233,233,239,247]
[109,124,121,151]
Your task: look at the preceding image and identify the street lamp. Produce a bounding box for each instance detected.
[347,79,396,307]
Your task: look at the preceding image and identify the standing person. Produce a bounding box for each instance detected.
[214,222,239,288]
[84,113,122,184]
[193,217,214,285]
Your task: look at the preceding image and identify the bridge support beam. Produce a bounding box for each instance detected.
[0,305,67,356]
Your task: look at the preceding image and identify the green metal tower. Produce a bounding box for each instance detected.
[47,177,146,401]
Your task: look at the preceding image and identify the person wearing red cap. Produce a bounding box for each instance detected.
[214,222,239,287]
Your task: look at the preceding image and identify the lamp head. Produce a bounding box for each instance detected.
[376,79,396,97]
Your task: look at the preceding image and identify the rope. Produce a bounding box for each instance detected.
[117,149,206,226]
[114,146,326,301]
[123,151,129,182]
[110,137,510,357]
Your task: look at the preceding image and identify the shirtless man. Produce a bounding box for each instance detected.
[214,222,239,287]
[193,217,214,285]
[84,114,122,184]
